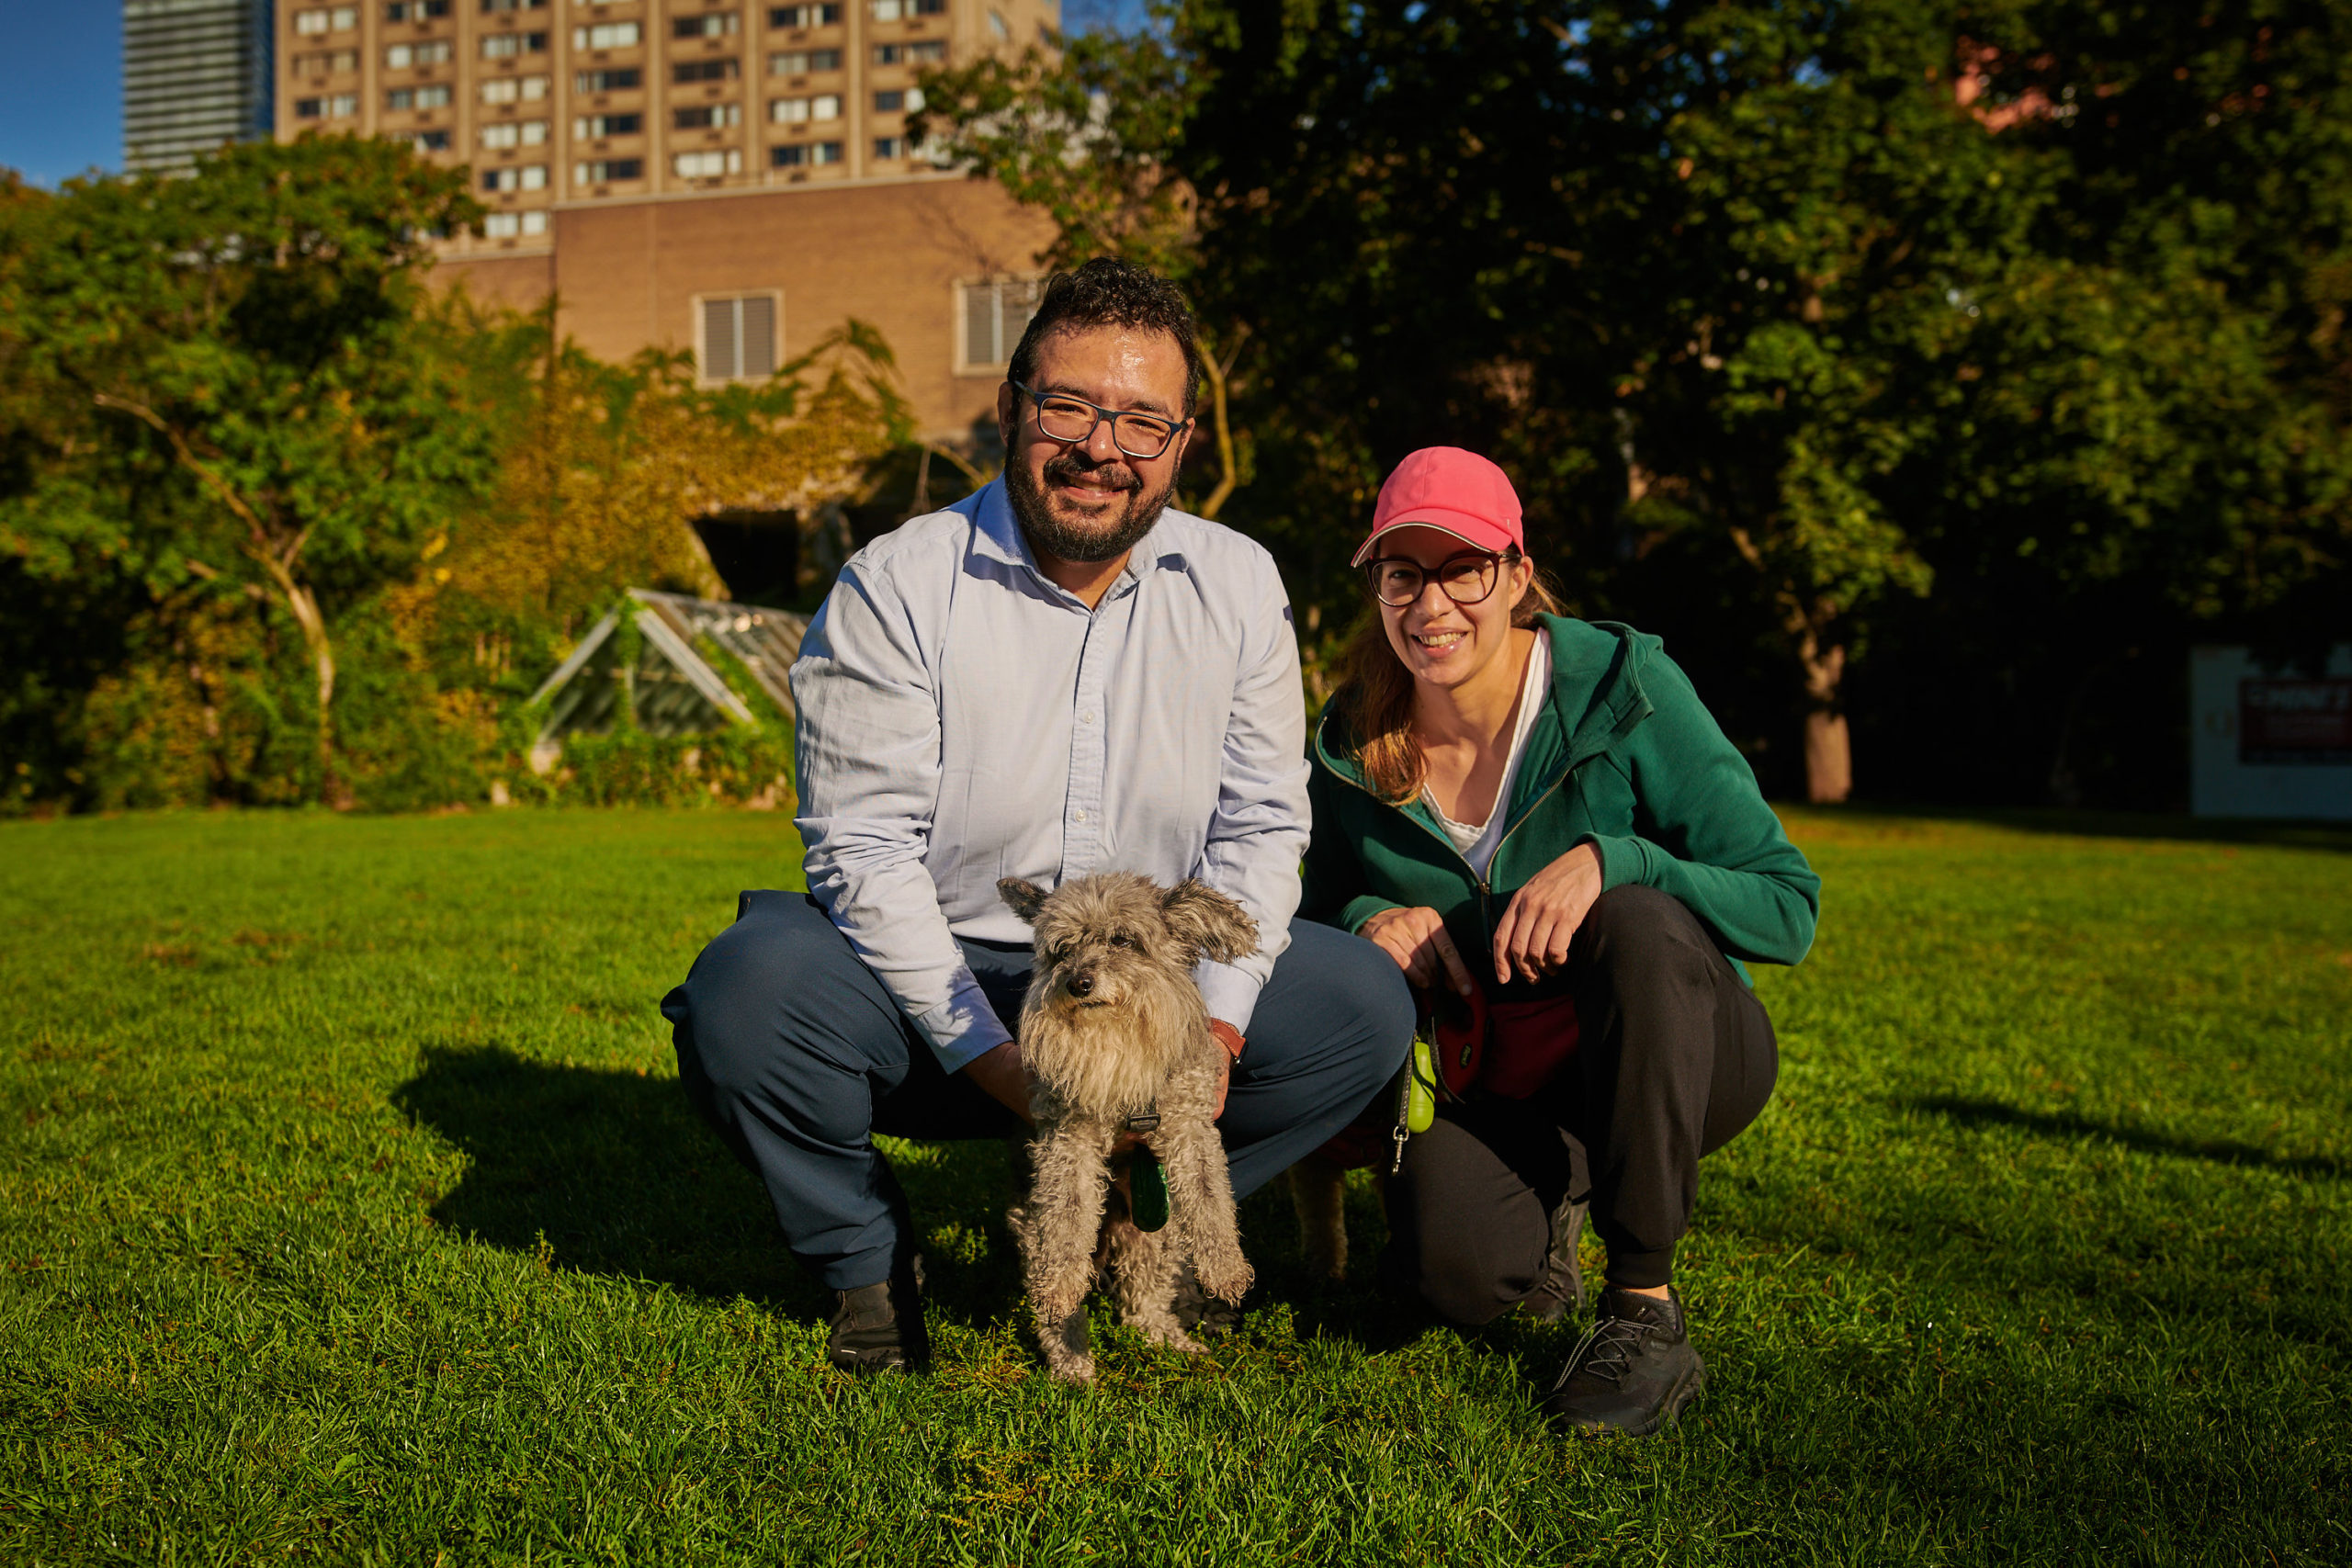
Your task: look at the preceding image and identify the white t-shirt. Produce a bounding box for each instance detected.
[1423,631,1553,878]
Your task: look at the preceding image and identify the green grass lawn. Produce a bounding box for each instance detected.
[3,807,2347,1565]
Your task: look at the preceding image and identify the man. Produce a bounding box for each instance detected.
[662,258,1412,1371]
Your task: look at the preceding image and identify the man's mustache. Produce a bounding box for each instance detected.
[1044,452,1141,492]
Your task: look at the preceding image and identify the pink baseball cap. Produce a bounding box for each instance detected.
[1350,447,1525,568]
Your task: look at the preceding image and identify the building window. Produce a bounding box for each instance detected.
[572,67,640,93]
[480,118,548,148]
[292,50,359,77]
[868,0,944,17]
[398,129,453,152]
[673,12,740,39]
[873,39,944,65]
[386,0,449,19]
[769,4,841,25]
[768,48,842,74]
[673,58,740,84]
[873,136,906,160]
[294,6,360,35]
[769,94,840,123]
[770,143,806,167]
[673,149,742,178]
[294,94,361,118]
[481,164,547,191]
[386,39,454,67]
[674,103,741,130]
[576,157,644,185]
[482,209,548,239]
[481,73,550,103]
[961,278,1042,369]
[988,8,1009,39]
[479,0,545,11]
[873,88,921,114]
[700,295,779,382]
[482,30,548,58]
[387,85,454,109]
[572,21,640,49]
[573,112,642,138]
[811,140,843,164]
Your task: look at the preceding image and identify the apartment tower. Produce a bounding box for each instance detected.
[125,0,277,172]
[272,0,1060,439]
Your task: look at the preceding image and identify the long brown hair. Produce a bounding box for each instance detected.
[1331,556,1566,805]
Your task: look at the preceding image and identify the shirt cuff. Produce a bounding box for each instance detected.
[1193,959,1264,1037]
[913,966,1015,1075]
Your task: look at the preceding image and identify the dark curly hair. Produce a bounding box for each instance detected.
[1006,257,1205,419]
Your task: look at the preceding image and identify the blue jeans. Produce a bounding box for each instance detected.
[662,891,1412,1291]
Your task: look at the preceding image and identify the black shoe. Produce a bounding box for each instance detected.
[1541,1285,1704,1436]
[1519,1198,1588,1324]
[827,1259,927,1372]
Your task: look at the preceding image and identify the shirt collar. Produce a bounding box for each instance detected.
[968,475,1185,599]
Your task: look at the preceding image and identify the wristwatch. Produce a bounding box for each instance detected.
[1206,1020,1246,1064]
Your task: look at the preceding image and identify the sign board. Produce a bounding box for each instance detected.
[2190,646,2352,819]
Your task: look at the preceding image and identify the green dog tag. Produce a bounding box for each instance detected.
[1130,1146,1170,1233]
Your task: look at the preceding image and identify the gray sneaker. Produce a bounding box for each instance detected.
[1541,1285,1704,1436]
[1519,1197,1588,1323]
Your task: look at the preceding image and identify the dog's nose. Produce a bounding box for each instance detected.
[1066,975,1094,998]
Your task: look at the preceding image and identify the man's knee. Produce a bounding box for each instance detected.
[668,893,881,1108]
[1295,919,1415,1089]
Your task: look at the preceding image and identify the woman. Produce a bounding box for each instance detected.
[1301,447,1820,1438]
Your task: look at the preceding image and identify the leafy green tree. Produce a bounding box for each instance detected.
[924,0,2352,803]
[0,135,493,804]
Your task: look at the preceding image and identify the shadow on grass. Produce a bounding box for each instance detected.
[393,1045,1442,1352]
[394,1045,1020,1325]
[1819,802,2352,854]
[1912,1095,2350,1181]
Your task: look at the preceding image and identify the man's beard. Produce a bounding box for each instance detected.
[1003,448,1178,565]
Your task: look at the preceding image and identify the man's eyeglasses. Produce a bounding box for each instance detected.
[1013,380,1189,460]
[1365,551,1521,608]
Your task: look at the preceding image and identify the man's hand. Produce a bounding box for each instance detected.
[1361,905,1475,996]
[1206,1020,1242,1120]
[1491,841,1604,985]
[961,1038,1036,1125]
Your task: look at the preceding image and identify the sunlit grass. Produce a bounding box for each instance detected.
[3,807,2346,1563]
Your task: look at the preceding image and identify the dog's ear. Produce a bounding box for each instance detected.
[998,877,1050,925]
[1159,879,1258,966]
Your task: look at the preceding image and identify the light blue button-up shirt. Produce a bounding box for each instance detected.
[789,477,1311,1073]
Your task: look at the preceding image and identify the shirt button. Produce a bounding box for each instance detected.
[1080,711,1095,724]
[1073,810,1088,823]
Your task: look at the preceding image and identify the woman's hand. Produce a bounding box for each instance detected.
[1360,905,1475,996]
[1492,842,1604,985]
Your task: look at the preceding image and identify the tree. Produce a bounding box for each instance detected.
[0,135,492,805]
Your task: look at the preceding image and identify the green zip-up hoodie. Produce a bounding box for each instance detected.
[1301,615,1820,989]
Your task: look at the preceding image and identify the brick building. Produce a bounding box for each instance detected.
[271,0,1058,441]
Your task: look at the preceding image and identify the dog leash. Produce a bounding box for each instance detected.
[1125,1111,1170,1232]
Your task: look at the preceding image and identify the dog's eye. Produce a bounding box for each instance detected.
[1108,933,1133,949]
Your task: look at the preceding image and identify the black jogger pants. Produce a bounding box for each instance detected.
[1385,883,1778,1323]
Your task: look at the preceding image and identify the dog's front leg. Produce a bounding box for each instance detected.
[1159,1116,1254,1307]
[1021,1117,1115,1383]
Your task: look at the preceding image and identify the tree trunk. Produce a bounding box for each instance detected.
[277,575,346,808]
[1797,628,1851,805]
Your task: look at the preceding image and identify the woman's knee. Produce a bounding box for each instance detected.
[1577,885,1716,987]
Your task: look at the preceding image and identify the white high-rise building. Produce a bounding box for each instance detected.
[124,0,277,173]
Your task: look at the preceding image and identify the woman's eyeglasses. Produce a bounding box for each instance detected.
[1012,381,1188,460]
[1365,551,1520,608]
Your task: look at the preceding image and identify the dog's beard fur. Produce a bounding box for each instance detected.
[1001,871,1256,1118]
[1020,965,1203,1118]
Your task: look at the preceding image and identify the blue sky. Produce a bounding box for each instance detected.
[0,1,120,185]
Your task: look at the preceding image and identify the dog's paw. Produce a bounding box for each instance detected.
[1195,1258,1254,1305]
[1147,1325,1207,1355]
[1045,1353,1096,1385]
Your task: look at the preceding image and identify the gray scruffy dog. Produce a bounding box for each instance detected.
[998,871,1259,1384]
